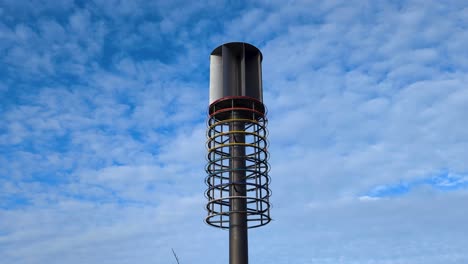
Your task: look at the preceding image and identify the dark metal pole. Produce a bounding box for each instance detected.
[229,111,248,264]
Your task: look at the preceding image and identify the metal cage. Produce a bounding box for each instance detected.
[205,96,271,229]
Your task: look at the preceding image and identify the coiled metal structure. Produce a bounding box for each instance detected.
[205,96,271,229]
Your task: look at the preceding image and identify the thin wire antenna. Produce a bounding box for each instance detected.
[172,248,180,264]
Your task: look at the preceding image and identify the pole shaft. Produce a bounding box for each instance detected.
[229,111,248,264]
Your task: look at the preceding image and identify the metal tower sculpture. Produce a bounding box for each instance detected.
[205,42,271,264]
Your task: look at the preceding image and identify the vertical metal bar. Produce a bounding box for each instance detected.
[230,111,248,264]
[220,122,223,226]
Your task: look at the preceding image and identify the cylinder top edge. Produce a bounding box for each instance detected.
[210,42,263,61]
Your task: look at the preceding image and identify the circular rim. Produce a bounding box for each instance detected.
[210,42,263,62]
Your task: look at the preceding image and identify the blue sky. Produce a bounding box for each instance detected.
[1,0,468,263]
